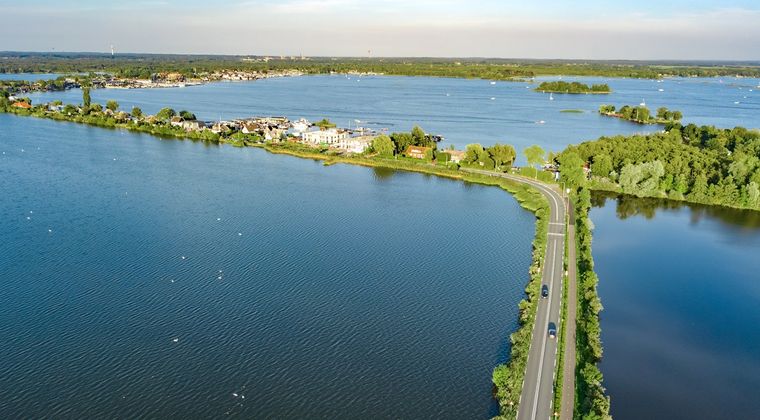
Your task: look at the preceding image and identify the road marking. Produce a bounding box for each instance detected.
[530,240,558,420]
[548,232,565,237]
[462,169,569,420]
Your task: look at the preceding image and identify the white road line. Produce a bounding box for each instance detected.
[530,240,558,420]
[548,232,565,237]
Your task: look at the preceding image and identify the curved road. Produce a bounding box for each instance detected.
[462,169,567,420]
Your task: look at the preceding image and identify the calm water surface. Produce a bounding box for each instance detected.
[0,114,535,418]
[0,73,67,81]
[25,75,760,156]
[590,193,760,419]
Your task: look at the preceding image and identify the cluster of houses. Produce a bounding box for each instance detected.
[161,115,380,152]
[7,93,464,159]
[210,69,304,81]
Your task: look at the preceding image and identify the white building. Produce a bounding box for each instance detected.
[301,128,349,145]
[336,136,374,153]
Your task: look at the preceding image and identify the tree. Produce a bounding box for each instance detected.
[688,173,709,203]
[82,87,91,108]
[672,110,683,121]
[372,135,394,157]
[656,107,669,120]
[314,118,336,129]
[524,145,546,177]
[599,104,615,114]
[411,125,426,146]
[424,148,434,162]
[156,107,176,121]
[391,132,413,155]
[465,143,484,164]
[106,100,119,112]
[63,104,78,115]
[590,154,612,177]
[633,106,650,123]
[179,110,196,120]
[558,151,586,190]
[619,161,664,196]
[131,106,143,118]
[487,143,516,171]
[747,182,760,208]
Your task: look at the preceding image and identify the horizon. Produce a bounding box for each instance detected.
[3,51,760,66]
[2,1,759,60]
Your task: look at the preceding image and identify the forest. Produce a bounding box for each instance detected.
[558,124,760,210]
[2,53,760,80]
[535,81,611,94]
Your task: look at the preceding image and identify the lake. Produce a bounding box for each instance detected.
[0,73,68,81]
[0,114,535,418]
[590,192,760,419]
[24,75,760,158]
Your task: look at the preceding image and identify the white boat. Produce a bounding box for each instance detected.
[490,81,496,85]
[658,88,664,92]
[640,99,646,106]
[549,93,554,101]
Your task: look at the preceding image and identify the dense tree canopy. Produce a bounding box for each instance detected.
[536,81,610,94]
[372,135,395,157]
[559,124,760,209]
[156,107,176,120]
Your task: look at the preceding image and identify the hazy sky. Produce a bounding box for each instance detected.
[2,0,759,59]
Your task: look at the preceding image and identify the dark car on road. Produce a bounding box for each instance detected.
[541,284,549,298]
[548,322,557,339]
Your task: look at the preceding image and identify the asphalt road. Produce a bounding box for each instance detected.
[461,169,567,420]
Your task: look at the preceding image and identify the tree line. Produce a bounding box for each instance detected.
[558,124,760,210]
[536,81,611,94]
[598,104,683,124]
[4,53,760,81]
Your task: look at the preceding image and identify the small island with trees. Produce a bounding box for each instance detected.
[599,104,682,124]
[535,81,611,94]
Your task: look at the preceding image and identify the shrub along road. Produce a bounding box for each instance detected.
[462,168,573,420]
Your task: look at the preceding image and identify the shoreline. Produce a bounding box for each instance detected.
[1,108,551,419]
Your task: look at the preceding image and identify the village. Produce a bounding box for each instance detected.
[3,90,459,159]
[0,69,306,95]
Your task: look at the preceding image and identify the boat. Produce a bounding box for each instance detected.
[640,98,646,106]
[658,88,664,92]
[490,81,496,85]
[549,93,554,101]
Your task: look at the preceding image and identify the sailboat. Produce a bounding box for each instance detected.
[639,98,646,106]
[549,93,554,101]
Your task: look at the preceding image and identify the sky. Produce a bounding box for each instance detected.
[1,0,759,60]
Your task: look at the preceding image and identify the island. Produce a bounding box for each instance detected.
[599,104,682,124]
[534,81,611,94]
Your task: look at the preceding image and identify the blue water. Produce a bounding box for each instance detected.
[23,75,760,157]
[590,193,760,419]
[0,73,67,81]
[0,113,535,418]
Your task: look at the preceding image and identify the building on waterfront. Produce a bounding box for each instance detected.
[302,128,349,145]
[336,135,374,154]
[405,145,431,159]
[445,150,466,163]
